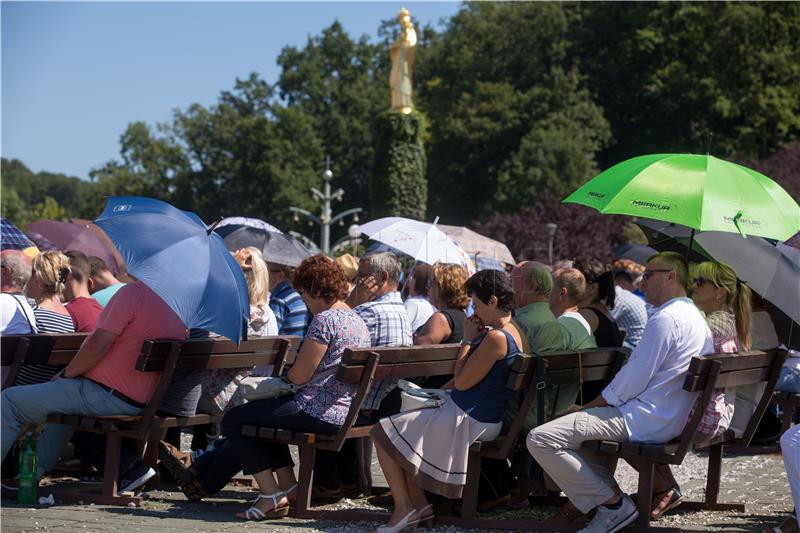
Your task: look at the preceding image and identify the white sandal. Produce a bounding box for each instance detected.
[238,491,289,521]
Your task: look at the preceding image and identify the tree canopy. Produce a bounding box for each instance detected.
[5,2,799,255]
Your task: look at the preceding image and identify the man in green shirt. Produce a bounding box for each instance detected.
[551,268,597,351]
[511,261,568,355]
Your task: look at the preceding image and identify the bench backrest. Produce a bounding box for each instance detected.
[128,335,302,435]
[500,348,627,461]
[1,333,89,389]
[682,349,786,451]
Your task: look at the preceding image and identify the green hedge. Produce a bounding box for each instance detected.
[370,110,427,220]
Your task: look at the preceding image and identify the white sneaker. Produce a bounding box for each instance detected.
[118,464,156,493]
[578,495,638,533]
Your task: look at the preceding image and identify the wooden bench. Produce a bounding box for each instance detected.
[1,333,88,390]
[584,349,786,529]
[450,347,629,530]
[242,343,464,520]
[45,335,301,506]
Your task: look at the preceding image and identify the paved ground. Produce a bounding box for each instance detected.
[1,448,793,532]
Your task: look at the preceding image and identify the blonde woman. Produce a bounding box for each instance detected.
[414,263,470,345]
[15,251,75,385]
[234,247,278,337]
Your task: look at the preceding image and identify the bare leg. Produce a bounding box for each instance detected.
[625,458,675,494]
[375,440,415,525]
[404,470,429,511]
[275,465,298,499]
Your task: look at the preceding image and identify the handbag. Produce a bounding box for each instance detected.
[238,366,337,402]
[398,379,448,412]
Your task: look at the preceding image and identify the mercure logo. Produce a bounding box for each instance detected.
[113,205,132,212]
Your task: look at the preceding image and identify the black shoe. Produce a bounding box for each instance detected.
[118,462,156,493]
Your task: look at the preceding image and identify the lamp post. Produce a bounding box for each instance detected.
[545,222,557,266]
[348,224,361,256]
[289,156,363,256]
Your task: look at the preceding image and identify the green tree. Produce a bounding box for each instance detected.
[30,196,69,222]
[1,186,31,228]
[416,2,610,222]
[574,2,800,164]
[277,21,388,221]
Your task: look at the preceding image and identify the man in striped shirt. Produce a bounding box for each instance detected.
[267,262,310,338]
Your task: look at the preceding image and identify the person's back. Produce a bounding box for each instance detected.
[268,278,310,337]
[610,285,648,348]
[0,250,35,335]
[558,312,597,350]
[63,251,103,331]
[85,281,188,404]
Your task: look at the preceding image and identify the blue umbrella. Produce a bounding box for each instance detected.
[94,196,249,344]
[1,217,35,251]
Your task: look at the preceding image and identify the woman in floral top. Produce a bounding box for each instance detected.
[222,254,370,521]
[645,260,752,519]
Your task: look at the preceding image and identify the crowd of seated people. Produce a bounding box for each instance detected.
[1,245,796,533]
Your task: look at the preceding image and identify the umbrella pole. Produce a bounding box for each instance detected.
[686,229,695,262]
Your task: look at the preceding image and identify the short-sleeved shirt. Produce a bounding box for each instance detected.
[558,312,597,350]
[91,283,125,308]
[611,286,649,348]
[404,295,436,332]
[354,291,412,410]
[66,297,103,332]
[0,293,36,334]
[269,280,311,337]
[85,282,187,404]
[513,302,567,355]
[295,308,370,426]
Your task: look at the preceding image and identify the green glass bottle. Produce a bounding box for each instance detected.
[18,433,38,504]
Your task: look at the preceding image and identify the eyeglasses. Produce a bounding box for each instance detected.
[642,268,673,280]
[692,277,707,287]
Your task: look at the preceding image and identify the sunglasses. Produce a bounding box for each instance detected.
[642,268,672,280]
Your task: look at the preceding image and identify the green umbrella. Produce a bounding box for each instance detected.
[563,153,800,241]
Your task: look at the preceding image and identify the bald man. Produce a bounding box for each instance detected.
[510,261,567,355]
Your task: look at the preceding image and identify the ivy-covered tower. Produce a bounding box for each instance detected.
[369,8,427,220]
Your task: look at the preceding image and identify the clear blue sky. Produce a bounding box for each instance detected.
[2,1,461,180]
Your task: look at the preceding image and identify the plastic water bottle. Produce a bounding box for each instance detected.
[18,433,38,504]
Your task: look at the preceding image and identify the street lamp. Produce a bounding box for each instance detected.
[545,223,558,266]
[288,156,364,256]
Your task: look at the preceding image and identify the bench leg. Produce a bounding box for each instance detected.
[704,443,723,505]
[460,450,482,520]
[294,444,316,519]
[635,461,654,528]
[102,433,122,498]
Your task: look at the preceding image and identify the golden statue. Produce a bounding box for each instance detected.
[389,8,416,113]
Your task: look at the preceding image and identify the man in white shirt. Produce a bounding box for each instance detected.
[527,251,713,533]
[0,250,36,334]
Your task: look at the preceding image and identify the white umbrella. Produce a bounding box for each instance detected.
[359,217,475,273]
[217,216,282,234]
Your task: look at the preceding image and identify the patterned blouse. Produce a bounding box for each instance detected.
[295,308,370,426]
[696,310,739,440]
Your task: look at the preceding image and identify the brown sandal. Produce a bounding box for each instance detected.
[547,500,586,523]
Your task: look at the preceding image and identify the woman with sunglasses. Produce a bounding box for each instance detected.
[643,260,752,519]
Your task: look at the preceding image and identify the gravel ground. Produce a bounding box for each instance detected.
[1,446,793,532]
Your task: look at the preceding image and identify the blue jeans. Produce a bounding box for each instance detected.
[2,377,141,474]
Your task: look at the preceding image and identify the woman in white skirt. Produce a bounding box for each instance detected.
[371,269,523,532]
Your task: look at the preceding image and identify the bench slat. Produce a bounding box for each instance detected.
[342,344,462,364]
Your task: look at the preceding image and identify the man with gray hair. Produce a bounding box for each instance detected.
[347,251,412,410]
[511,261,566,355]
[313,252,412,499]
[0,250,36,335]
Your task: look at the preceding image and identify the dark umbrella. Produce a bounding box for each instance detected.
[27,220,122,274]
[215,224,310,268]
[636,218,800,325]
[612,242,659,265]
